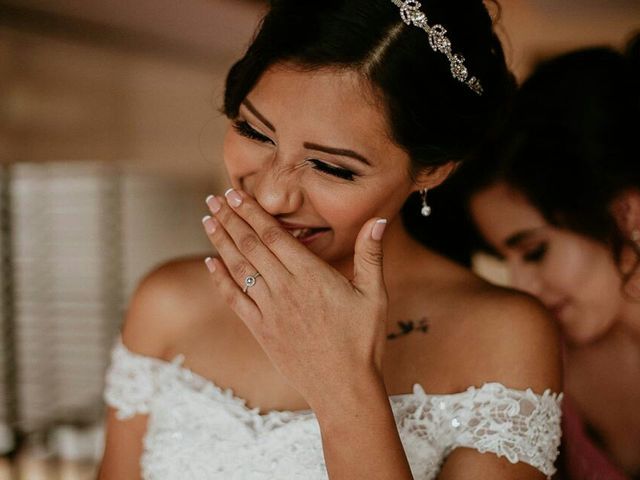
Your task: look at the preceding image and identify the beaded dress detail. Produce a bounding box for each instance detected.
[104,337,563,479]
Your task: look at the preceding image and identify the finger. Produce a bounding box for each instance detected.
[206,194,291,278]
[352,217,387,297]
[221,188,323,274]
[202,214,270,299]
[204,256,263,324]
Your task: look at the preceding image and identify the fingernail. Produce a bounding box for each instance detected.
[202,215,217,234]
[371,218,387,241]
[224,188,243,208]
[206,195,221,214]
[205,256,216,273]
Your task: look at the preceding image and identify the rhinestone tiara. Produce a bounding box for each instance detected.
[390,0,483,95]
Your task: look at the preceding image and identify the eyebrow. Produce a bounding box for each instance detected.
[505,231,530,248]
[303,143,372,167]
[242,99,276,132]
[241,99,372,167]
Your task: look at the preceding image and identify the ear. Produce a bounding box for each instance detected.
[610,188,640,239]
[610,189,640,299]
[412,161,459,192]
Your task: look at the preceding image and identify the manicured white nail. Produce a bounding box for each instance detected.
[371,218,387,241]
[204,257,216,273]
[224,188,243,208]
[202,215,217,234]
[206,195,221,214]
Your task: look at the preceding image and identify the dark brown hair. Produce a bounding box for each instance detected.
[222,0,515,248]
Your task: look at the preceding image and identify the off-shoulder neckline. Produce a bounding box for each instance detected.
[113,336,562,417]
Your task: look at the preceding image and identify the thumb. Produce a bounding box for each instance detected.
[352,217,387,294]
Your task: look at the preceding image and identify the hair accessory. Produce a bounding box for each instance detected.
[390,0,483,95]
[420,188,431,217]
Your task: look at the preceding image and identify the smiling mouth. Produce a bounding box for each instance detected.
[287,227,330,240]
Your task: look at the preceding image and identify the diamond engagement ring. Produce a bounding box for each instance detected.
[242,272,261,293]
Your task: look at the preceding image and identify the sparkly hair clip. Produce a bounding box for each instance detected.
[390,0,483,95]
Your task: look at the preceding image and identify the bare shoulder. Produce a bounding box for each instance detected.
[100,255,224,479]
[120,254,231,361]
[449,281,563,394]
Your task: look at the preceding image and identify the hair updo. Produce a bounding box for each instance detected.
[222,0,515,247]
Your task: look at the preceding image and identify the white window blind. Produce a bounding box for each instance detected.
[0,160,213,458]
[12,161,123,432]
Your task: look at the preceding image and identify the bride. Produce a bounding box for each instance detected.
[98,1,562,479]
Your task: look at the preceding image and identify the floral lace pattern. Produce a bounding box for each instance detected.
[104,338,563,479]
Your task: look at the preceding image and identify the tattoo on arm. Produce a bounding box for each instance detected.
[386,317,429,340]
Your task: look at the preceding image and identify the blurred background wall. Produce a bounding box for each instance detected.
[0,0,638,478]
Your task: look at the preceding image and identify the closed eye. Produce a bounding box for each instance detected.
[307,159,356,181]
[232,120,357,181]
[232,120,274,145]
[523,244,548,262]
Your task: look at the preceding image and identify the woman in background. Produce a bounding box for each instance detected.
[465,36,640,479]
[97,1,563,479]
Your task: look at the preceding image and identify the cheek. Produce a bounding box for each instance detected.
[305,175,410,250]
[543,241,619,304]
[540,244,593,294]
[314,176,408,224]
[543,239,623,343]
[306,185,383,240]
[550,241,619,300]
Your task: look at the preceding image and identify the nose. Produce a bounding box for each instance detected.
[251,157,304,216]
[509,263,544,298]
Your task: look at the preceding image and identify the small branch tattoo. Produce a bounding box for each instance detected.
[386,316,429,340]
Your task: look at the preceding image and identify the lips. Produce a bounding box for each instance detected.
[289,228,316,239]
[278,222,330,241]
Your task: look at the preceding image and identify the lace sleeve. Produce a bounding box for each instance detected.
[103,337,161,420]
[446,383,563,478]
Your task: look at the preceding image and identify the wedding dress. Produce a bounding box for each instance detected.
[104,337,562,479]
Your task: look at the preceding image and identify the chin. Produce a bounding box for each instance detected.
[563,314,616,346]
[317,246,351,265]
[319,242,357,267]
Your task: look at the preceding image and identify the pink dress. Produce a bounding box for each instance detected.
[557,396,631,480]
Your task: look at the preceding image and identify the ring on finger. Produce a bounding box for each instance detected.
[242,272,262,293]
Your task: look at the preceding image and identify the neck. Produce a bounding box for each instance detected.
[331,215,427,293]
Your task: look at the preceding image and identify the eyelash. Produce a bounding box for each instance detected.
[306,159,355,181]
[523,244,548,262]
[232,120,273,144]
[231,120,357,182]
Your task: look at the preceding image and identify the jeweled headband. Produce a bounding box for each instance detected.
[390,0,483,95]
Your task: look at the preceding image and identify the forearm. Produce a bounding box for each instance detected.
[313,371,413,480]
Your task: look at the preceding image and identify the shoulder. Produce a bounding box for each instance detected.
[450,282,563,394]
[435,285,563,478]
[120,254,228,361]
[390,250,562,395]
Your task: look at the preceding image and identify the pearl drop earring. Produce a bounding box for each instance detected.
[420,188,431,217]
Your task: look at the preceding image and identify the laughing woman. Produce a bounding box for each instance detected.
[98,1,562,479]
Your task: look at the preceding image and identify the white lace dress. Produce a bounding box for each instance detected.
[104,337,563,479]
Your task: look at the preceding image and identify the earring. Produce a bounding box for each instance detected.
[420,188,431,217]
[632,229,640,245]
